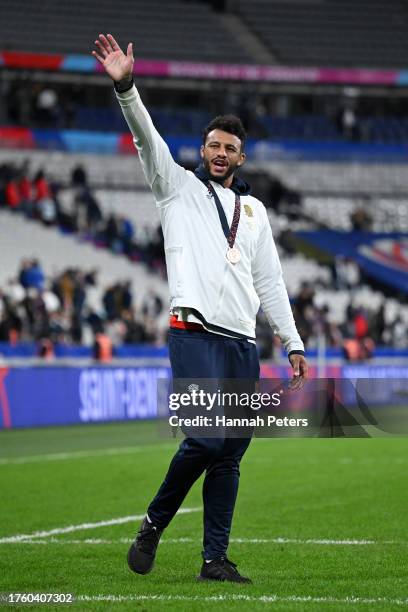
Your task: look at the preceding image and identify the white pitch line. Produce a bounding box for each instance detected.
[0,443,176,466]
[230,537,383,545]
[0,508,201,544]
[77,594,408,606]
[2,536,406,546]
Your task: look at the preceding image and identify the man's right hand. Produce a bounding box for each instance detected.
[92,34,134,83]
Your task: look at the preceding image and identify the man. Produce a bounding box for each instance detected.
[92,34,308,583]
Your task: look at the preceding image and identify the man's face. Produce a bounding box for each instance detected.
[200,129,246,182]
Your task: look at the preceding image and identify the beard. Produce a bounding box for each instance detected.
[202,157,239,184]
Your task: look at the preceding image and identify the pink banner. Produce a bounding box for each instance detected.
[132,60,399,85]
[1,50,404,85]
[318,68,396,86]
[127,60,319,82]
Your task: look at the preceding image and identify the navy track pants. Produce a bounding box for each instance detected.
[147,328,260,560]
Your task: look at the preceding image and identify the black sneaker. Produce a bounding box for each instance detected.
[197,557,252,583]
[127,517,162,575]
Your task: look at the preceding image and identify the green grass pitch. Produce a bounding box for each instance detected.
[0,421,407,611]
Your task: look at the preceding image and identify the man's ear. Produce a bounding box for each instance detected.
[237,152,246,167]
[200,145,205,159]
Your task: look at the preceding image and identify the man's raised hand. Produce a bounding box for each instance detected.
[92,34,134,82]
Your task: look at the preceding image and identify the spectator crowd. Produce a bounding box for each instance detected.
[1,162,406,362]
[0,161,166,276]
[256,278,406,362]
[0,258,166,355]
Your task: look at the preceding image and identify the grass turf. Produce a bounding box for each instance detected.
[0,421,407,611]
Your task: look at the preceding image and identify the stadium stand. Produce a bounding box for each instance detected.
[302,196,408,232]
[258,115,341,142]
[236,0,408,68]
[313,286,408,328]
[256,161,408,194]
[2,202,405,352]
[74,107,213,136]
[92,189,158,230]
[0,210,168,309]
[279,254,331,295]
[2,145,407,352]
[1,144,407,358]
[2,0,408,69]
[3,150,408,197]
[361,118,408,145]
[0,207,169,348]
[0,150,146,189]
[0,0,252,64]
[13,101,408,145]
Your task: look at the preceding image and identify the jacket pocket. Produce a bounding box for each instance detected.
[165,246,184,298]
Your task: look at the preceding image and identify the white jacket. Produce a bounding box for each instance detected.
[116,85,304,354]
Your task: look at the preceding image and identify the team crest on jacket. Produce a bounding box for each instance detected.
[244,204,253,217]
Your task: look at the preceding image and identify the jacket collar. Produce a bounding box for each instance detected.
[194,163,251,196]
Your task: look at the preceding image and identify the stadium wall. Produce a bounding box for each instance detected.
[1,363,408,429]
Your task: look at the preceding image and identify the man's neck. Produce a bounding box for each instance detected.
[222,174,234,189]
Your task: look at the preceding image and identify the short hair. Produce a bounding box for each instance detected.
[202,115,247,150]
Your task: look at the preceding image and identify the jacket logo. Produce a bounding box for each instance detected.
[244,204,253,218]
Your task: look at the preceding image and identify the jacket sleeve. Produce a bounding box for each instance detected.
[252,207,304,354]
[115,85,188,205]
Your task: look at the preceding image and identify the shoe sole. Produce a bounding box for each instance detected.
[196,575,252,584]
[128,564,154,575]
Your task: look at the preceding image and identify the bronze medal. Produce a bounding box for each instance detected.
[226,247,241,264]
[206,182,242,265]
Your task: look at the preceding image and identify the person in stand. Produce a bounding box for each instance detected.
[93,326,113,362]
[93,34,308,583]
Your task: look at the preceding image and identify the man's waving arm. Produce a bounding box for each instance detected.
[93,34,187,204]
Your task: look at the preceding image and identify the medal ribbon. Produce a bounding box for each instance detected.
[206,182,241,249]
